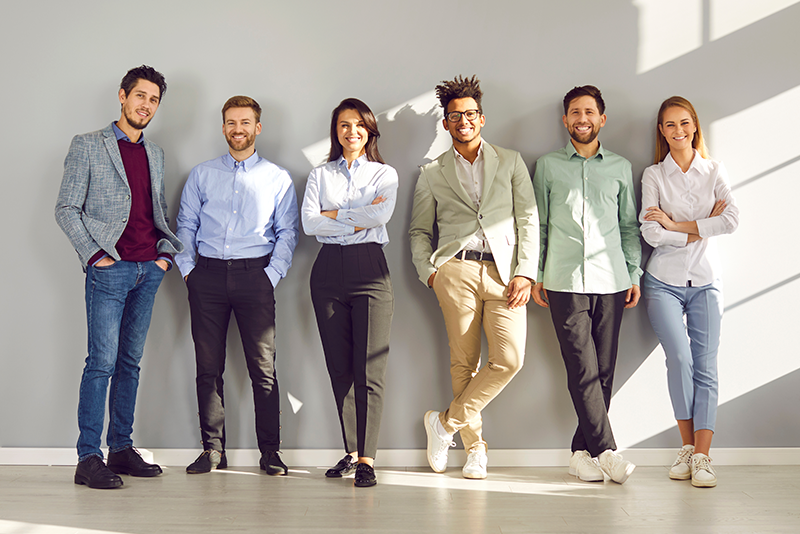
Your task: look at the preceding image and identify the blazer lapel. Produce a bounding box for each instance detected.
[481,143,499,203]
[102,125,129,188]
[440,149,477,211]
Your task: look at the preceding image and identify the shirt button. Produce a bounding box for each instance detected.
[233,210,237,214]
[478,214,483,219]
[226,245,230,249]
[235,190,238,193]
[122,217,127,222]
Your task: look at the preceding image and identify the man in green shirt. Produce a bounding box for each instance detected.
[532,85,642,485]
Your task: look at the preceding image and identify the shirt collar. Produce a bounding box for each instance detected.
[112,121,145,144]
[453,138,485,163]
[663,149,709,176]
[224,150,260,171]
[337,154,367,171]
[566,139,605,161]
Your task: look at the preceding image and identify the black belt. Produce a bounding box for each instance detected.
[457,250,494,262]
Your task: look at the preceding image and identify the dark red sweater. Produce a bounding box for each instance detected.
[114,140,159,262]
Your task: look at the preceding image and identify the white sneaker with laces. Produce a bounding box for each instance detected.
[569,450,590,477]
[462,446,488,479]
[598,449,635,484]
[691,453,717,488]
[424,410,454,473]
[669,444,694,480]
[576,454,604,482]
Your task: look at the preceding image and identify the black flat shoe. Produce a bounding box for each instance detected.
[186,450,226,474]
[326,455,357,478]
[260,450,288,476]
[354,463,377,487]
[75,456,123,489]
[107,446,162,477]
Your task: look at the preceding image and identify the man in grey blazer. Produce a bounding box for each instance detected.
[410,75,538,479]
[55,65,182,489]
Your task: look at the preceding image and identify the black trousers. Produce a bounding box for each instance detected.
[310,243,393,459]
[187,255,280,453]
[548,290,626,457]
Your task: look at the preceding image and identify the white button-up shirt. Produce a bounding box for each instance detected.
[453,140,490,253]
[640,151,739,287]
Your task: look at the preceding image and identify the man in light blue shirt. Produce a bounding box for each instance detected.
[176,95,299,476]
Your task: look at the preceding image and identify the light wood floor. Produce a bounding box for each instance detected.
[1,465,799,533]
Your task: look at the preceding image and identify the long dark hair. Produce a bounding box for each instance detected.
[328,98,385,164]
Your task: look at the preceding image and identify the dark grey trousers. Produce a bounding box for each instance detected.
[187,255,280,453]
[310,243,393,459]
[548,290,626,457]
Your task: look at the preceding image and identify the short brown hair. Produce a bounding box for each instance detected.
[563,85,605,115]
[222,95,261,123]
[435,75,483,113]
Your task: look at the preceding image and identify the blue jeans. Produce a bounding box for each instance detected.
[643,272,723,432]
[77,260,165,460]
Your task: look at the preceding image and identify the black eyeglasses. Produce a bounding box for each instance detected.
[445,109,482,123]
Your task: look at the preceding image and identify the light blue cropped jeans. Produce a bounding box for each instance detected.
[643,272,723,432]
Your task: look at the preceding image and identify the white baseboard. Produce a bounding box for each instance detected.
[2,447,799,467]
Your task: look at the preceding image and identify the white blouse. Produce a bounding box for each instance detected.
[639,151,739,287]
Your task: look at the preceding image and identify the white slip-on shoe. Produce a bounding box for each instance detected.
[691,453,717,488]
[669,444,694,480]
[598,450,636,484]
[575,454,604,482]
[569,450,591,477]
[462,445,488,479]
[424,410,454,473]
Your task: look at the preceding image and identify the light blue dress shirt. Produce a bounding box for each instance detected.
[175,151,299,288]
[301,155,398,246]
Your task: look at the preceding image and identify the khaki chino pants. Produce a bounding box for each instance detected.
[432,258,526,450]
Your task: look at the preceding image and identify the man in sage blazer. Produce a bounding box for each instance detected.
[410,75,538,479]
[55,65,182,490]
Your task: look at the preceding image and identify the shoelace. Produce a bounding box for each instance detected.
[673,447,693,467]
[693,455,712,472]
[435,440,456,458]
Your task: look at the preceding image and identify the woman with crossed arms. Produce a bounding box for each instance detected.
[301,98,397,488]
[640,96,739,488]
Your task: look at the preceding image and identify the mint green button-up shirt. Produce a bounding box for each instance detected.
[533,141,642,294]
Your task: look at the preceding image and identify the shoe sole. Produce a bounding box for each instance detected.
[462,471,487,479]
[669,472,691,480]
[74,474,123,489]
[354,479,377,487]
[610,463,636,484]
[325,468,356,478]
[577,472,604,482]
[424,410,447,473]
[107,466,162,477]
[260,464,287,476]
[691,478,717,488]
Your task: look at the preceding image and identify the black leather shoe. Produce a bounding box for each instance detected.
[186,450,226,474]
[107,446,162,477]
[354,463,377,487]
[259,450,288,476]
[75,456,123,489]
[326,455,357,478]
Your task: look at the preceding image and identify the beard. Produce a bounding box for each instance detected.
[123,106,153,131]
[226,131,256,152]
[569,125,599,145]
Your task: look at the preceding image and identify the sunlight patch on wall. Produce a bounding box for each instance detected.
[634,0,703,73]
[710,0,800,40]
[708,85,800,186]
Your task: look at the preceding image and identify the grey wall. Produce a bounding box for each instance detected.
[2,0,798,453]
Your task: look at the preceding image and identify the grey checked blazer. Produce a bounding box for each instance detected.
[55,122,183,267]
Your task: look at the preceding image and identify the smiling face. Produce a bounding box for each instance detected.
[658,105,696,154]
[336,108,369,161]
[443,97,485,148]
[223,106,261,160]
[562,94,606,147]
[118,79,160,131]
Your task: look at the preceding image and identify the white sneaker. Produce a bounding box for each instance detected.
[576,455,604,482]
[598,450,635,484]
[691,453,717,488]
[569,450,590,477]
[462,445,488,479]
[669,444,694,480]
[424,410,454,473]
